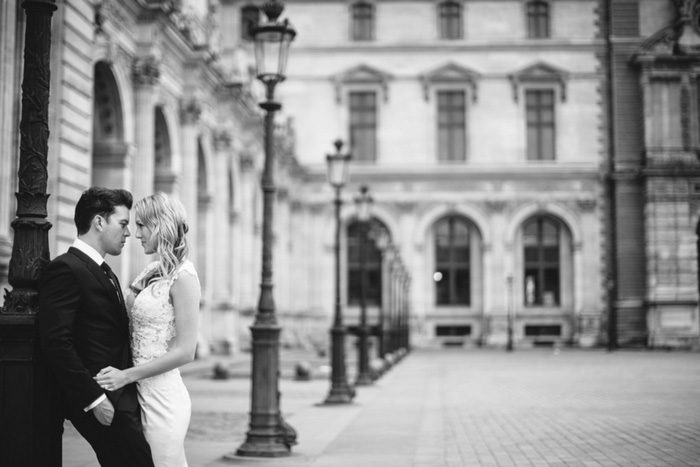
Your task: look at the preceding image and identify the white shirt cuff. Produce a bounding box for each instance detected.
[84,394,107,412]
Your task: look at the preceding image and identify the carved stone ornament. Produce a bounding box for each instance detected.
[96,0,135,34]
[635,0,700,58]
[212,128,233,151]
[395,201,416,213]
[576,199,597,212]
[132,55,160,85]
[332,64,393,103]
[508,62,569,102]
[484,199,508,213]
[419,62,480,102]
[239,151,257,172]
[179,97,202,125]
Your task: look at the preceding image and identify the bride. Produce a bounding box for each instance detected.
[95,192,201,466]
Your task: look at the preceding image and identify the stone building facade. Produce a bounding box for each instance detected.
[609,0,700,348]
[1,0,699,351]
[276,0,607,348]
[0,0,307,354]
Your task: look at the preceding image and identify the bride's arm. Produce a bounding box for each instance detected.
[95,271,201,389]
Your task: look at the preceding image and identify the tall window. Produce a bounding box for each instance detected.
[526,89,555,160]
[241,5,260,41]
[352,2,374,41]
[523,217,560,306]
[439,1,462,40]
[434,216,470,305]
[349,91,377,162]
[437,90,466,162]
[347,220,384,305]
[650,79,682,148]
[527,1,550,39]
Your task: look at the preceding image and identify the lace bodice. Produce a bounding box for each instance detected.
[128,260,199,388]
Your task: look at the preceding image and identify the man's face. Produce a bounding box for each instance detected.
[99,205,131,256]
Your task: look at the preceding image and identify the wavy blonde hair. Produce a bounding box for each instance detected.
[134,192,190,281]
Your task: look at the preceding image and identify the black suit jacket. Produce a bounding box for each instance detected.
[38,247,138,416]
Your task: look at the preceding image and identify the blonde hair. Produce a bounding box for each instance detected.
[134,192,189,281]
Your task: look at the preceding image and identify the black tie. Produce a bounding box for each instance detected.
[101,262,125,309]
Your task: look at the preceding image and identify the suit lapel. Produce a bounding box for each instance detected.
[68,247,130,331]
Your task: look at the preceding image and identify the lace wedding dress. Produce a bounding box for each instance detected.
[129,260,199,467]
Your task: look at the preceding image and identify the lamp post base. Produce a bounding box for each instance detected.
[323,325,355,404]
[236,323,295,458]
[234,441,291,458]
[355,373,374,386]
[324,382,356,404]
[355,325,373,386]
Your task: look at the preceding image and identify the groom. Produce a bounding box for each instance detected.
[38,187,154,467]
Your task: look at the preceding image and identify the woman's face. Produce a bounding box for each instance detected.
[135,216,156,255]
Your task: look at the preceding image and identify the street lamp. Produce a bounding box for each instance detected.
[235,0,297,458]
[506,275,514,352]
[0,1,62,465]
[323,139,355,404]
[372,228,390,359]
[354,185,374,386]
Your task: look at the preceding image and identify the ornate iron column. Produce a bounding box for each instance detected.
[354,186,373,386]
[323,140,355,404]
[234,0,297,458]
[0,1,61,466]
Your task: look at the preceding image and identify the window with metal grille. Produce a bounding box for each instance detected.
[439,1,462,40]
[349,91,377,162]
[437,90,466,162]
[526,89,555,160]
[434,216,470,305]
[347,220,383,305]
[352,2,374,41]
[241,5,260,41]
[523,217,560,306]
[435,325,471,336]
[527,1,550,39]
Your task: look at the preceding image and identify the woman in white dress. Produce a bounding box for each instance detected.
[95,192,201,467]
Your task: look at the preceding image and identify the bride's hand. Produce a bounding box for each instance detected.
[94,366,130,391]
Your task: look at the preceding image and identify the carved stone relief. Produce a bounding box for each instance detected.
[179,97,202,125]
[132,55,161,85]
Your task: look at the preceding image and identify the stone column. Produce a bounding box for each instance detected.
[179,97,208,355]
[130,55,159,278]
[211,128,233,305]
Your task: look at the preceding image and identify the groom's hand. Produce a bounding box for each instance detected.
[93,398,115,426]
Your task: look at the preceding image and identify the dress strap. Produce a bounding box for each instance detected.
[167,260,199,287]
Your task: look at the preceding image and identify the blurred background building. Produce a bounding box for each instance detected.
[0,0,698,352]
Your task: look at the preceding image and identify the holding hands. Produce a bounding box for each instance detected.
[95,366,132,392]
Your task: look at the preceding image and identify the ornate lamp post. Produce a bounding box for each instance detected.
[0,1,62,465]
[235,0,297,458]
[354,185,374,386]
[373,229,390,359]
[323,139,355,404]
[506,275,514,352]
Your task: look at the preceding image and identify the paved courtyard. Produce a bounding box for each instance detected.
[63,348,700,467]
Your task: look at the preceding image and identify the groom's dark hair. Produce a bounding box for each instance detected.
[74,186,133,235]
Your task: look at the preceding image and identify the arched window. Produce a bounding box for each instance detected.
[527,1,550,39]
[347,219,386,305]
[438,1,462,40]
[523,216,560,306]
[241,5,260,41]
[434,216,470,305]
[352,2,374,41]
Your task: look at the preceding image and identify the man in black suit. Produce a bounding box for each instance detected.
[39,187,153,467]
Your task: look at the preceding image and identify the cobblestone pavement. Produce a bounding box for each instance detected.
[63,348,700,467]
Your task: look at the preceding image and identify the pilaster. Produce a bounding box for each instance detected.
[131,54,160,277]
